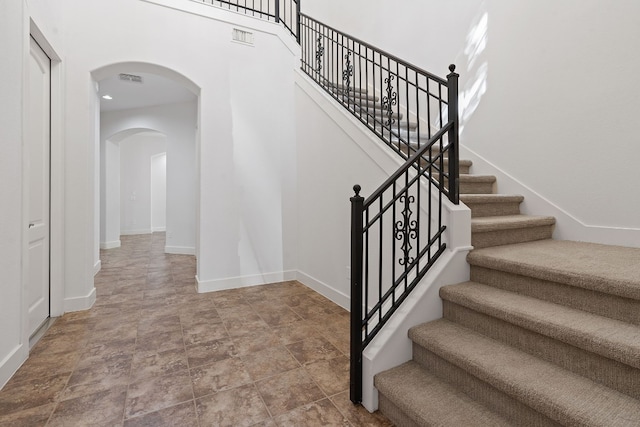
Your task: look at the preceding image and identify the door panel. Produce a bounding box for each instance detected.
[27,37,51,337]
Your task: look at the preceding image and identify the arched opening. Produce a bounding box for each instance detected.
[92,62,200,267]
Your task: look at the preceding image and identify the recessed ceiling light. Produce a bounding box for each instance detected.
[102,95,113,100]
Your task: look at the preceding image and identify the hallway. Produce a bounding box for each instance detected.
[0,233,390,426]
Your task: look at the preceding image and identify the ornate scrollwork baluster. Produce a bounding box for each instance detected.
[394,194,417,266]
[315,35,325,73]
[382,75,398,127]
[342,51,353,95]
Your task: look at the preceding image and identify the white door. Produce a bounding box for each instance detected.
[27,37,51,337]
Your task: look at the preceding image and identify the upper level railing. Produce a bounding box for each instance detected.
[196,0,300,41]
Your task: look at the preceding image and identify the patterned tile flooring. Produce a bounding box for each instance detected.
[0,233,391,426]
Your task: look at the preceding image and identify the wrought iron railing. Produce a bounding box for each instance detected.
[197,0,300,41]
[300,15,459,195]
[298,16,461,404]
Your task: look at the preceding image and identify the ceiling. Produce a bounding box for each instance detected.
[98,72,196,112]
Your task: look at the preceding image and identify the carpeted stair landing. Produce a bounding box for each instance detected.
[374,156,640,425]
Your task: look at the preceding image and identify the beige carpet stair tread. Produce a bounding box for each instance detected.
[441,282,640,368]
[468,240,640,300]
[471,215,556,232]
[461,194,524,204]
[375,361,512,426]
[409,319,640,426]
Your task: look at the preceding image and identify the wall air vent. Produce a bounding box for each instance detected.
[232,28,254,45]
[119,73,143,83]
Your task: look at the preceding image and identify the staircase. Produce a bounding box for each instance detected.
[373,155,640,425]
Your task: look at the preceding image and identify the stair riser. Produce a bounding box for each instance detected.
[472,225,553,248]
[460,181,495,194]
[443,301,640,400]
[464,202,522,217]
[470,266,640,325]
[412,344,560,427]
[377,394,420,427]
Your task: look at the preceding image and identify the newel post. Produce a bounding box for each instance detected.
[447,64,460,205]
[350,184,364,404]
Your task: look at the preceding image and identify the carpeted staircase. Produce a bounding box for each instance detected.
[326,82,640,425]
[373,159,640,426]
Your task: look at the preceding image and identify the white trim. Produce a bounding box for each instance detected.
[100,240,121,250]
[93,260,101,276]
[295,271,350,311]
[164,245,195,255]
[460,144,640,248]
[63,287,96,313]
[196,270,297,293]
[120,229,152,235]
[152,227,166,232]
[0,343,28,390]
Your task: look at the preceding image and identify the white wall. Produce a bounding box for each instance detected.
[151,153,167,232]
[33,0,299,302]
[101,102,196,254]
[303,0,640,247]
[119,132,167,235]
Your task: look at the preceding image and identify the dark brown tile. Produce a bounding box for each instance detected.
[255,306,303,327]
[186,339,238,368]
[330,391,393,427]
[0,402,54,427]
[67,354,132,389]
[255,368,325,416]
[304,355,350,396]
[286,336,343,366]
[47,386,127,427]
[125,371,193,419]
[195,384,270,427]
[183,322,228,346]
[231,329,282,356]
[190,357,252,398]
[0,373,68,415]
[272,321,324,345]
[135,329,184,353]
[273,398,349,426]
[9,350,80,384]
[137,315,182,336]
[222,317,271,338]
[123,401,198,427]
[130,347,189,382]
[240,346,300,381]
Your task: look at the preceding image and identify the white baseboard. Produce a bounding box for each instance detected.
[100,240,121,249]
[93,260,101,276]
[63,287,96,313]
[460,144,640,248]
[120,229,152,236]
[295,271,350,311]
[165,246,196,255]
[152,227,166,232]
[0,343,28,390]
[196,270,297,293]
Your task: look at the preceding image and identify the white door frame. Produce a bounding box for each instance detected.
[24,21,64,345]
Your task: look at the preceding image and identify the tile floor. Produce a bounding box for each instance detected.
[0,233,392,426]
